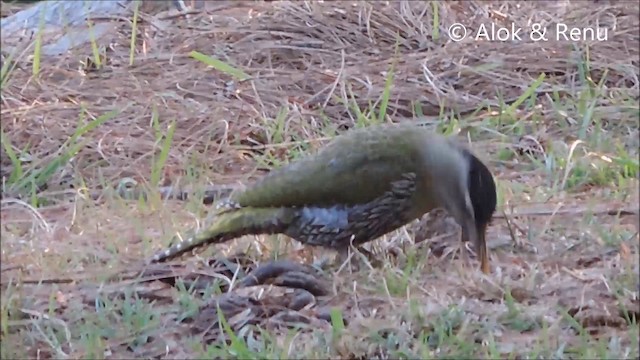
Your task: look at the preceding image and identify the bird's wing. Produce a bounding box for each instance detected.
[230,130,421,208]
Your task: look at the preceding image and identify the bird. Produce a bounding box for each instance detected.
[149,123,497,273]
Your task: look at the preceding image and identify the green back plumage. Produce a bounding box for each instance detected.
[229,124,454,209]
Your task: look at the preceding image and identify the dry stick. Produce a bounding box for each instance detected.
[0,266,192,286]
[89,181,235,205]
[3,184,235,206]
[502,209,520,246]
[0,264,23,272]
[494,205,638,218]
[0,267,145,286]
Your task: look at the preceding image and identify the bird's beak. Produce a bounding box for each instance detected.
[462,217,490,274]
[477,222,490,274]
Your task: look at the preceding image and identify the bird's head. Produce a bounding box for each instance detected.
[459,147,497,273]
[419,135,497,273]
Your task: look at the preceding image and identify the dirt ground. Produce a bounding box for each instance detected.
[1,1,639,358]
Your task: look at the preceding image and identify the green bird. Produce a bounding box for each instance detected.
[149,123,497,273]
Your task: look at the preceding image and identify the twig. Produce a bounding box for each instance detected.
[495,205,638,218]
[23,182,236,205]
[1,264,23,272]
[94,183,235,205]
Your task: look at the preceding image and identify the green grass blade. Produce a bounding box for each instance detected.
[11,109,119,196]
[150,120,176,188]
[378,44,398,124]
[190,51,250,81]
[330,307,345,339]
[32,2,48,76]
[431,1,440,40]
[1,129,23,184]
[85,2,102,70]
[506,72,546,113]
[129,0,140,66]
[216,305,255,359]
[1,50,19,90]
[65,108,120,147]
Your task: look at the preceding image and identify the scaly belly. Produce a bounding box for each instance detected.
[285,200,418,249]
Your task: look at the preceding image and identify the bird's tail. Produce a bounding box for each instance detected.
[149,207,296,263]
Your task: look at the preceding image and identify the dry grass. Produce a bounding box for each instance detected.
[1,0,639,358]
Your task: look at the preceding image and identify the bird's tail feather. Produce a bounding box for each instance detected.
[149,207,296,263]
